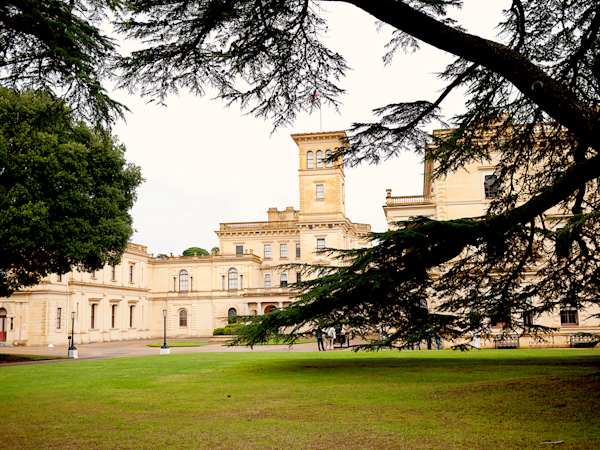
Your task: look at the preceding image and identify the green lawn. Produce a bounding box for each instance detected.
[1,349,599,449]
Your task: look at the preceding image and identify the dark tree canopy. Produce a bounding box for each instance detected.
[0,0,126,125]
[182,247,210,257]
[8,1,600,347]
[115,0,600,348]
[0,88,143,297]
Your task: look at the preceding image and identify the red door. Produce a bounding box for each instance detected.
[0,316,6,342]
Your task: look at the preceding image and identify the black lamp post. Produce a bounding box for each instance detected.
[68,311,78,358]
[161,308,170,354]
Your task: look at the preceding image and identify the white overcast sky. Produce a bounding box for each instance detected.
[111,0,510,256]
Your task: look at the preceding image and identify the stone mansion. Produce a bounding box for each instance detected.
[0,131,371,346]
[1,129,598,348]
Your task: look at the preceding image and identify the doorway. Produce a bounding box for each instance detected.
[0,308,7,342]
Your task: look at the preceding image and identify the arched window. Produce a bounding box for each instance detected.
[228,268,238,290]
[307,151,314,169]
[179,270,189,291]
[325,150,333,167]
[264,305,277,314]
[228,308,237,317]
[316,150,323,168]
[179,309,188,327]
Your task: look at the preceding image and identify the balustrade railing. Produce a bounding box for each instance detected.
[386,195,434,206]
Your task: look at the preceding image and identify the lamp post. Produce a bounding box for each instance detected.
[68,311,78,359]
[160,308,170,354]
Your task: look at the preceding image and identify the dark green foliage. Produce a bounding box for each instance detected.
[0,88,143,296]
[0,0,127,125]
[182,247,209,257]
[42,0,599,348]
[213,323,243,335]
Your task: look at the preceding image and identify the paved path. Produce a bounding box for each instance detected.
[0,337,353,366]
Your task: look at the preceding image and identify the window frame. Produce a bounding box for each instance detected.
[296,243,301,258]
[316,184,324,199]
[111,304,117,328]
[228,268,238,290]
[280,272,288,287]
[317,238,325,250]
[280,243,288,258]
[264,244,271,259]
[179,309,188,327]
[56,308,62,329]
[179,270,189,292]
[307,151,314,169]
[483,174,500,199]
[560,306,579,326]
[129,305,135,328]
[264,273,272,288]
[325,149,333,167]
[316,150,323,168]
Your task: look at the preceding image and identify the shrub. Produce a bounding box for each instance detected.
[212,323,243,336]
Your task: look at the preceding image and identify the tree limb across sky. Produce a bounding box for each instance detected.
[4,1,600,345]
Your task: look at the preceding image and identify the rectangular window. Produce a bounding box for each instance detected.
[560,306,578,326]
[57,308,62,329]
[296,272,302,283]
[236,245,244,255]
[296,243,301,258]
[280,272,288,287]
[316,184,324,199]
[190,276,194,291]
[222,275,226,290]
[111,265,116,280]
[129,305,135,328]
[10,318,13,330]
[173,277,177,292]
[240,274,244,290]
[317,238,325,250]
[129,265,134,283]
[91,304,96,329]
[91,270,96,278]
[111,305,117,328]
[484,174,499,199]
[280,244,287,258]
[555,228,572,259]
[264,273,272,288]
[264,244,271,259]
[57,274,62,282]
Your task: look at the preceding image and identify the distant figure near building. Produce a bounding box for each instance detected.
[316,329,325,351]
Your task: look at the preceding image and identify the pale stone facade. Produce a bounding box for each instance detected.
[383,129,600,348]
[0,131,371,347]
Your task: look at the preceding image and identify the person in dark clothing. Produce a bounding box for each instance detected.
[316,329,325,351]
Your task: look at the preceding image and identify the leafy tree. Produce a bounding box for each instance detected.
[182,247,209,257]
[115,1,600,348]
[0,0,126,125]
[0,88,143,297]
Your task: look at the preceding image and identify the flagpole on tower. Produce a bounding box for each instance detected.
[310,90,322,132]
